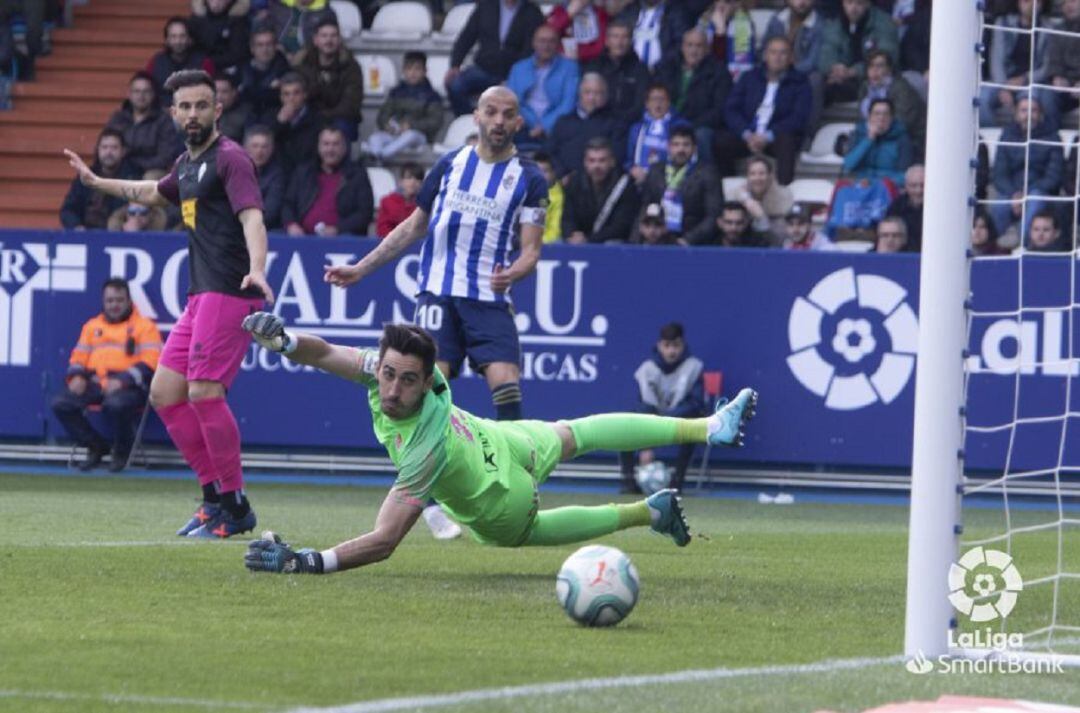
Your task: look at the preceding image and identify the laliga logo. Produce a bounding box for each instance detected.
[786,268,918,410]
[948,547,1024,622]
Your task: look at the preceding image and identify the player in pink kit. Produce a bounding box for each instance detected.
[64,69,274,538]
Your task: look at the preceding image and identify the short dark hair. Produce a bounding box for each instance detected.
[400,163,424,181]
[607,19,633,34]
[645,82,670,99]
[584,136,614,155]
[723,201,749,216]
[380,323,437,377]
[658,322,684,342]
[243,124,274,143]
[746,155,774,174]
[251,22,276,40]
[866,49,893,69]
[319,124,347,142]
[1031,209,1059,230]
[867,97,894,115]
[403,51,427,68]
[313,14,339,33]
[164,69,214,96]
[97,127,126,149]
[214,72,239,89]
[130,70,155,88]
[279,71,307,91]
[532,150,553,166]
[163,16,189,39]
[102,277,131,297]
[669,125,696,144]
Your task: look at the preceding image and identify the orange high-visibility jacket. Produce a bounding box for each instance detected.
[67,306,163,390]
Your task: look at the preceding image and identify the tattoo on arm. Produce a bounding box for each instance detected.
[122,185,142,202]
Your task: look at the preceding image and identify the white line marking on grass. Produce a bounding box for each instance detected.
[0,689,268,709]
[290,655,904,713]
[48,540,247,548]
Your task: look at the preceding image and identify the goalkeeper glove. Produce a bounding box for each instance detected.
[242,311,296,354]
[245,535,323,574]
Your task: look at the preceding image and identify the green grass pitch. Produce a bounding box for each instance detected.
[0,471,1077,712]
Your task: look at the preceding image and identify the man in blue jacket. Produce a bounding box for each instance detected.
[990,95,1063,241]
[506,24,580,152]
[714,35,811,185]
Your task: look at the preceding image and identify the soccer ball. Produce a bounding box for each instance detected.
[556,545,640,627]
[634,461,671,495]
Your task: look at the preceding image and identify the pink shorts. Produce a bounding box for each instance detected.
[160,292,264,388]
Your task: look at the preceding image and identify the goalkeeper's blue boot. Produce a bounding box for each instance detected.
[707,388,758,448]
[646,488,691,547]
[176,502,220,536]
[187,509,256,539]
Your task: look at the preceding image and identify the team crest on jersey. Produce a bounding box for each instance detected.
[502,173,516,190]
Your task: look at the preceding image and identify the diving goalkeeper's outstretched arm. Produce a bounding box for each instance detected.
[241,312,362,381]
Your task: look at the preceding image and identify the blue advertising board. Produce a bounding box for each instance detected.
[0,229,1075,472]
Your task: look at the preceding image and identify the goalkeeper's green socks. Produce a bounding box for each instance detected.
[522,502,651,546]
[565,413,707,457]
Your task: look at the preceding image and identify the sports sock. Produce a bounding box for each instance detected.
[156,401,215,486]
[190,397,244,494]
[566,414,707,457]
[201,482,220,504]
[523,502,651,546]
[491,382,522,421]
[219,489,251,519]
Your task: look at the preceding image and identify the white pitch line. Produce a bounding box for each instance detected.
[44,540,248,548]
[289,654,904,713]
[0,689,269,709]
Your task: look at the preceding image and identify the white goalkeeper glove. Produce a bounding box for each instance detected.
[242,311,297,354]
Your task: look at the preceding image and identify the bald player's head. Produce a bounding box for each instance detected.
[473,87,521,154]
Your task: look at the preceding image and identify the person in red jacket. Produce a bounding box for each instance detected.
[547,0,610,64]
[376,164,423,238]
[52,278,163,471]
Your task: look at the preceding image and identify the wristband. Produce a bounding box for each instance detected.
[320,548,339,573]
[297,548,325,574]
[282,330,298,354]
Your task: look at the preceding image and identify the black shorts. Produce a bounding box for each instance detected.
[414,292,521,377]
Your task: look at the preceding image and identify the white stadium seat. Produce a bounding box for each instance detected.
[426,54,450,97]
[434,114,478,153]
[433,3,475,44]
[788,178,836,205]
[749,8,773,43]
[361,1,433,40]
[979,127,1002,165]
[329,0,361,40]
[800,122,855,167]
[722,176,747,199]
[355,54,397,98]
[367,167,397,206]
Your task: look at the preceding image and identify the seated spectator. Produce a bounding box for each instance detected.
[858,49,925,157]
[265,72,321,173]
[60,129,139,231]
[971,207,1007,256]
[189,0,251,73]
[282,126,374,236]
[818,0,897,105]
[1027,210,1068,252]
[586,20,650,125]
[376,163,423,238]
[546,72,625,179]
[548,0,609,64]
[626,83,690,183]
[446,0,546,116]
[106,73,182,175]
[898,0,930,101]
[732,156,793,245]
[842,98,912,186]
[368,52,445,162]
[764,0,824,128]
[533,151,565,243]
[106,202,170,232]
[979,0,1051,127]
[0,0,43,80]
[619,321,705,493]
[507,24,580,150]
[700,0,756,81]
[561,137,639,244]
[654,28,730,164]
[715,201,768,247]
[243,125,285,230]
[615,0,693,72]
[294,15,363,141]
[258,0,336,62]
[145,17,215,108]
[990,95,1062,240]
[634,126,723,244]
[715,35,811,185]
[1041,0,1080,131]
[782,202,832,249]
[215,73,253,141]
[885,163,924,252]
[638,202,679,245]
[51,278,162,471]
[237,24,290,118]
[873,215,908,253]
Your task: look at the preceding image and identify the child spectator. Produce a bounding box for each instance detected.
[368,52,445,162]
[376,164,424,238]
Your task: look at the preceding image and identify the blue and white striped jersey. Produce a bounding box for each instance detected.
[415,147,548,303]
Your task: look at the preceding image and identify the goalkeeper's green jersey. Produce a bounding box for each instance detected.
[352,348,557,541]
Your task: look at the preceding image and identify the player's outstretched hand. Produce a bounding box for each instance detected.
[63,149,98,188]
[241,271,275,305]
[245,533,323,574]
[324,263,363,288]
[242,311,293,353]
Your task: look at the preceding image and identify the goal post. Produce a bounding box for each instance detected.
[904,0,981,658]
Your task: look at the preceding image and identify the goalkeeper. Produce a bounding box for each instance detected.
[241,312,757,575]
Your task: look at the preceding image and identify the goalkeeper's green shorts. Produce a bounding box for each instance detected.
[467,420,563,548]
